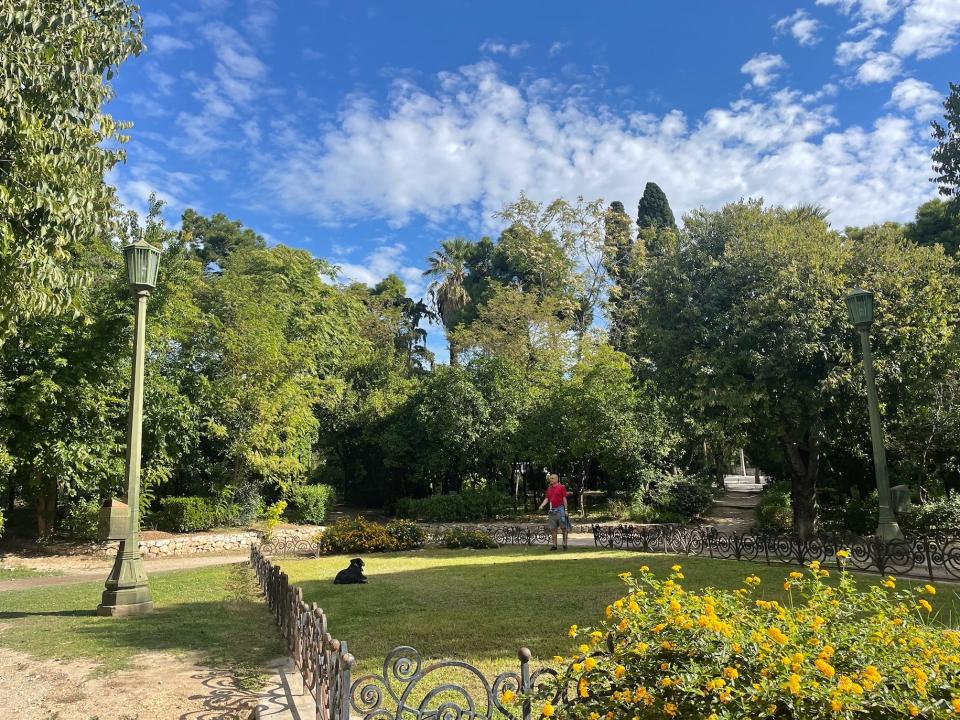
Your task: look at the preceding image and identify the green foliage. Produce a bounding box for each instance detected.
[755,481,793,532]
[153,497,220,533]
[285,484,336,525]
[932,81,960,202]
[901,492,960,531]
[438,527,497,549]
[181,208,265,267]
[0,508,5,538]
[906,199,960,256]
[0,0,143,342]
[318,517,425,554]
[394,489,510,522]
[260,500,287,542]
[630,472,716,524]
[59,497,100,541]
[636,181,677,232]
[385,519,427,549]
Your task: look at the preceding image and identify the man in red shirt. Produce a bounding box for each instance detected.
[538,473,569,550]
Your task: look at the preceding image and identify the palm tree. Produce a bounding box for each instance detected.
[423,238,471,366]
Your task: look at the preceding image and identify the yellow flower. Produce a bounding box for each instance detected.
[614,664,626,679]
[789,571,803,580]
[639,565,650,572]
[553,655,564,663]
[783,581,792,591]
[924,584,937,595]
[724,667,739,680]
[767,627,789,645]
[578,677,589,698]
[810,560,821,570]
[909,705,920,717]
[500,690,516,703]
[883,576,896,589]
[605,605,613,619]
[836,549,850,559]
[786,674,801,695]
[572,663,582,673]
[815,658,835,679]
[671,564,682,573]
[568,624,578,637]
[542,701,554,718]
[583,657,597,671]
[918,599,933,613]
[951,698,960,713]
[664,702,677,717]
[579,644,590,654]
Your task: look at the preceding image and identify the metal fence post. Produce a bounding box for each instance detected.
[519,647,532,720]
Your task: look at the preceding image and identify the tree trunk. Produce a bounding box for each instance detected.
[34,475,57,539]
[448,339,458,367]
[783,434,819,540]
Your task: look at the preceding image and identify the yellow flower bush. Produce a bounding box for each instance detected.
[547,560,960,719]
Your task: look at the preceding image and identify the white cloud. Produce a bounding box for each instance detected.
[479,39,530,58]
[889,78,944,119]
[774,10,822,46]
[835,28,886,64]
[145,64,175,96]
[892,0,960,58]
[816,0,906,29]
[856,51,902,82]
[258,63,935,230]
[244,0,277,40]
[149,34,192,54]
[549,41,571,57]
[740,53,787,88]
[334,243,427,298]
[144,12,172,29]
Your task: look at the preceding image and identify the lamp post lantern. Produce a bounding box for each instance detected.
[97,238,160,616]
[844,288,903,542]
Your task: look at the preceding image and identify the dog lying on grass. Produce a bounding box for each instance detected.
[334,557,367,584]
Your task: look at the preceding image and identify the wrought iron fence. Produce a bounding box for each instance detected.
[592,524,960,582]
[251,544,590,720]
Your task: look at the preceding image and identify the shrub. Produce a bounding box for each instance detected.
[394,489,511,522]
[153,496,219,533]
[540,558,960,720]
[261,500,287,542]
[285,484,336,525]
[901,492,960,532]
[319,517,426,554]
[630,472,715,524]
[59,497,100,541]
[386,519,427,549]
[819,490,878,536]
[438,527,497,549]
[755,481,793,532]
[0,508,5,539]
[215,485,264,527]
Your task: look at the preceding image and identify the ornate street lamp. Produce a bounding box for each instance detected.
[845,288,903,542]
[97,238,161,616]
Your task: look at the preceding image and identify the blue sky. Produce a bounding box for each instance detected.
[109,0,960,355]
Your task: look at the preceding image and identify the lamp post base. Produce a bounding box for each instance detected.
[876,521,904,542]
[98,540,153,617]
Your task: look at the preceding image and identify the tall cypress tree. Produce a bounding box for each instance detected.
[604,201,636,352]
[636,182,677,231]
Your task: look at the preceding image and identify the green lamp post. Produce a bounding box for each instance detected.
[845,288,903,542]
[97,239,161,616]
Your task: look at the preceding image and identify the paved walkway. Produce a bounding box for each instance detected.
[702,477,766,534]
[0,552,249,592]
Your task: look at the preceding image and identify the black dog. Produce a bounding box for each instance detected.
[334,557,367,584]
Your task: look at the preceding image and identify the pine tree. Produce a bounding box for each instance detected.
[932,82,960,202]
[636,182,677,231]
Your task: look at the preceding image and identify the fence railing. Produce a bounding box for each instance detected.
[251,544,593,720]
[592,524,960,581]
[250,545,354,720]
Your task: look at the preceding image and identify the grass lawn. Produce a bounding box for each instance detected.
[0,565,60,581]
[278,547,960,677]
[0,562,284,685]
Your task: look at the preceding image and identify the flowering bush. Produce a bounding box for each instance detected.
[438,527,497,549]
[318,517,425,553]
[536,556,960,719]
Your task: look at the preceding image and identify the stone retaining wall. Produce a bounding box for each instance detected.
[83,525,322,558]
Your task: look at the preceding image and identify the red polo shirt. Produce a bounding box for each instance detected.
[546,483,567,509]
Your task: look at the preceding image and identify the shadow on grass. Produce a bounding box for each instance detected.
[0,609,94,618]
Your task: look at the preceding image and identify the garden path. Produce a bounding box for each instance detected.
[702,477,765,534]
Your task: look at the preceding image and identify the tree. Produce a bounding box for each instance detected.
[180,209,266,268]
[905,199,960,257]
[932,82,960,202]
[424,238,472,365]
[0,0,143,343]
[603,201,638,351]
[636,182,677,234]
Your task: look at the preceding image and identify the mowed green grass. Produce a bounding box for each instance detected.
[0,563,283,683]
[0,565,60,580]
[277,547,960,676]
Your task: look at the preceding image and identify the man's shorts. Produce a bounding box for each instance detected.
[547,509,566,529]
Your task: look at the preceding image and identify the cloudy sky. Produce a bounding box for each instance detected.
[110,0,958,306]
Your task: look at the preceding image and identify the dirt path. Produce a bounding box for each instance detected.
[0,645,287,720]
[0,553,249,593]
